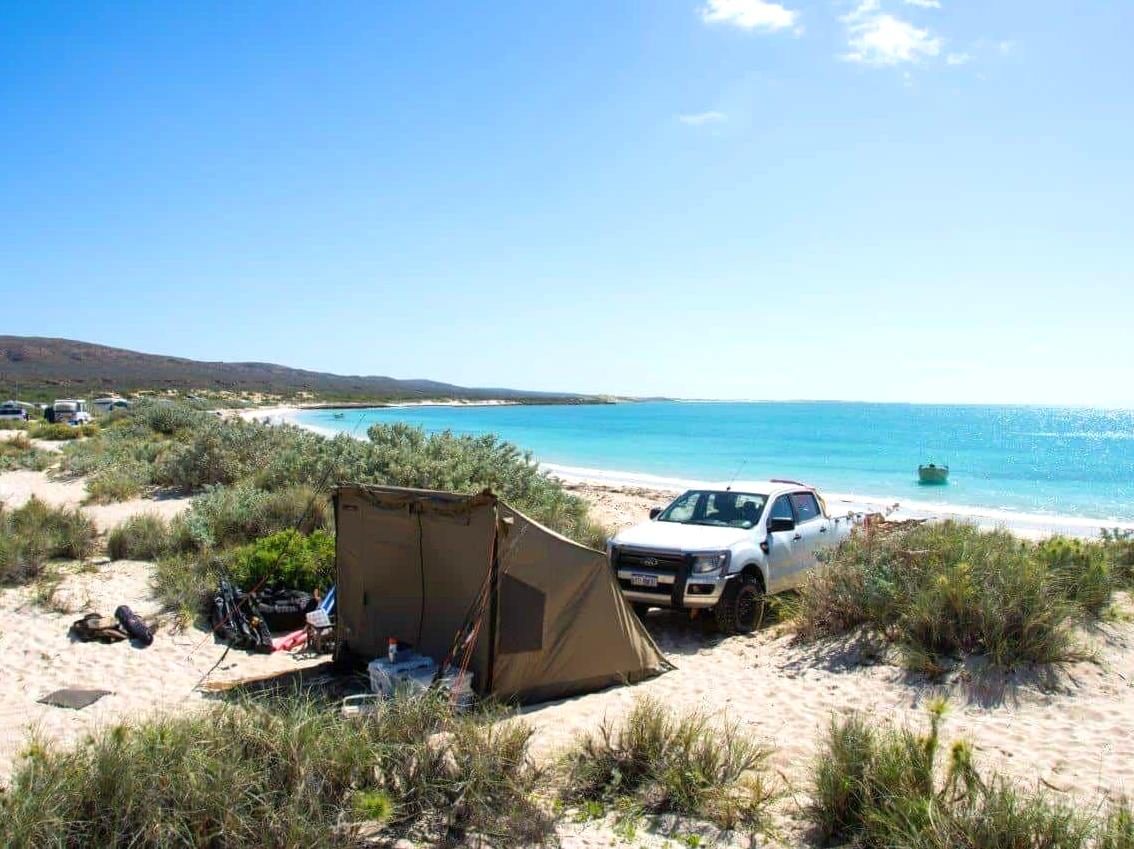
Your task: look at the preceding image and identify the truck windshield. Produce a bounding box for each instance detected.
[657,490,767,530]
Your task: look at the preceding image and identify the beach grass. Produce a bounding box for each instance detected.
[808,702,1131,848]
[0,433,52,472]
[791,520,1128,673]
[0,496,97,585]
[0,691,549,848]
[561,697,778,832]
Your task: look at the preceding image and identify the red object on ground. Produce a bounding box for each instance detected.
[272,628,307,652]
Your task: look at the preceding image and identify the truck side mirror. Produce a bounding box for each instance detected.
[648,507,663,520]
[768,516,795,533]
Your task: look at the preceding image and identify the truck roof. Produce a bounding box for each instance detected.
[702,479,816,495]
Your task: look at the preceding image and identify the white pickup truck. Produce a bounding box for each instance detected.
[608,480,854,634]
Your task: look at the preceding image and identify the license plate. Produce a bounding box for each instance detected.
[630,574,658,588]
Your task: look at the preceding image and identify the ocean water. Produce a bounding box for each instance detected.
[294,402,1134,522]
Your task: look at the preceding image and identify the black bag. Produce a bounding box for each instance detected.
[210,579,273,652]
[253,588,317,632]
[114,605,154,646]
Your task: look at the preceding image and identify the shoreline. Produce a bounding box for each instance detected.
[251,405,1134,540]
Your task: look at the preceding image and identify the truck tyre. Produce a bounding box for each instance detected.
[714,576,765,635]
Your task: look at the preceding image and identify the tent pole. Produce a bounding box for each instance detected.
[484,509,501,695]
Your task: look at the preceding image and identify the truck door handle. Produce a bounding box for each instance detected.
[792,533,802,541]
[819,526,827,533]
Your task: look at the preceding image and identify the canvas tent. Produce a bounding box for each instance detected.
[333,484,669,703]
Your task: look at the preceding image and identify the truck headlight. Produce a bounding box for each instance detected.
[691,552,729,574]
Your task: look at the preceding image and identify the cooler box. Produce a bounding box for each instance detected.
[367,651,435,697]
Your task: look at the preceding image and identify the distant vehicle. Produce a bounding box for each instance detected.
[0,401,28,421]
[608,480,854,634]
[92,396,130,414]
[51,399,92,425]
[918,463,949,485]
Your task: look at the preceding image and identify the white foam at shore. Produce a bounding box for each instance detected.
[268,407,1134,540]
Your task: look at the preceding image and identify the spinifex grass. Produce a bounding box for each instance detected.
[791,521,1125,673]
[561,697,778,832]
[808,703,1130,849]
[0,692,548,848]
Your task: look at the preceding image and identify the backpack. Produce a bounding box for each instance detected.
[253,588,317,632]
[70,613,127,643]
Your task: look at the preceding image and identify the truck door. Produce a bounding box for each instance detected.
[764,495,799,592]
[789,491,829,585]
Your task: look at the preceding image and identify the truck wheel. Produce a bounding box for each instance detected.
[631,603,652,622]
[714,576,765,635]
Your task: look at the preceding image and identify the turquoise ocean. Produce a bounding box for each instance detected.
[294,402,1134,523]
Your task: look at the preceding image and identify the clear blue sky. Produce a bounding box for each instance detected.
[4,1,1132,406]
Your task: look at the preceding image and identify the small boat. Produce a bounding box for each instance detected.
[918,463,949,485]
[332,412,345,420]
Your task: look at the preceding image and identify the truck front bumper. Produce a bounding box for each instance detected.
[615,568,729,609]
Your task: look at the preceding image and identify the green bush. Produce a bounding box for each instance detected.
[60,403,608,550]
[807,704,1126,849]
[107,514,175,561]
[0,693,548,848]
[0,434,52,472]
[792,522,1109,673]
[179,484,331,551]
[84,463,147,503]
[226,529,335,592]
[0,419,31,431]
[0,498,97,584]
[562,698,777,830]
[29,422,97,440]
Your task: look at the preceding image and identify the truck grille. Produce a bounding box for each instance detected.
[614,548,685,574]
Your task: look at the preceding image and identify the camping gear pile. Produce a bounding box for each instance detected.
[209,577,337,654]
[333,484,669,705]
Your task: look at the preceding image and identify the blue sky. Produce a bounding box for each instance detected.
[3,1,1132,406]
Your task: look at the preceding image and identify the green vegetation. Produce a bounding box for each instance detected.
[29,422,98,440]
[792,521,1133,674]
[808,703,1133,848]
[56,401,607,617]
[0,497,97,585]
[562,698,778,831]
[0,433,52,472]
[107,514,182,561]
[0,692,549,848]
[227,529,335,593]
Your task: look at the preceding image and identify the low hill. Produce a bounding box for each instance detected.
[0,336,594,404]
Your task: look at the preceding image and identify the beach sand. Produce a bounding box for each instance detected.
[3,437,1134,845]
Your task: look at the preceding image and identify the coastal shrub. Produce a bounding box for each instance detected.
[56,402,607,549]
[562,698,777,830]
[0,693,548,848]
[107,514,175,561]
[792,521,1103,673]
[226,529,335,593]
[179,484,331,551]
[0,419,32,430]
[29,422,97,440]
[84,462,148,503]
[0,498,97,584]
[807,704,1111,848]
[0,434,52,472]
